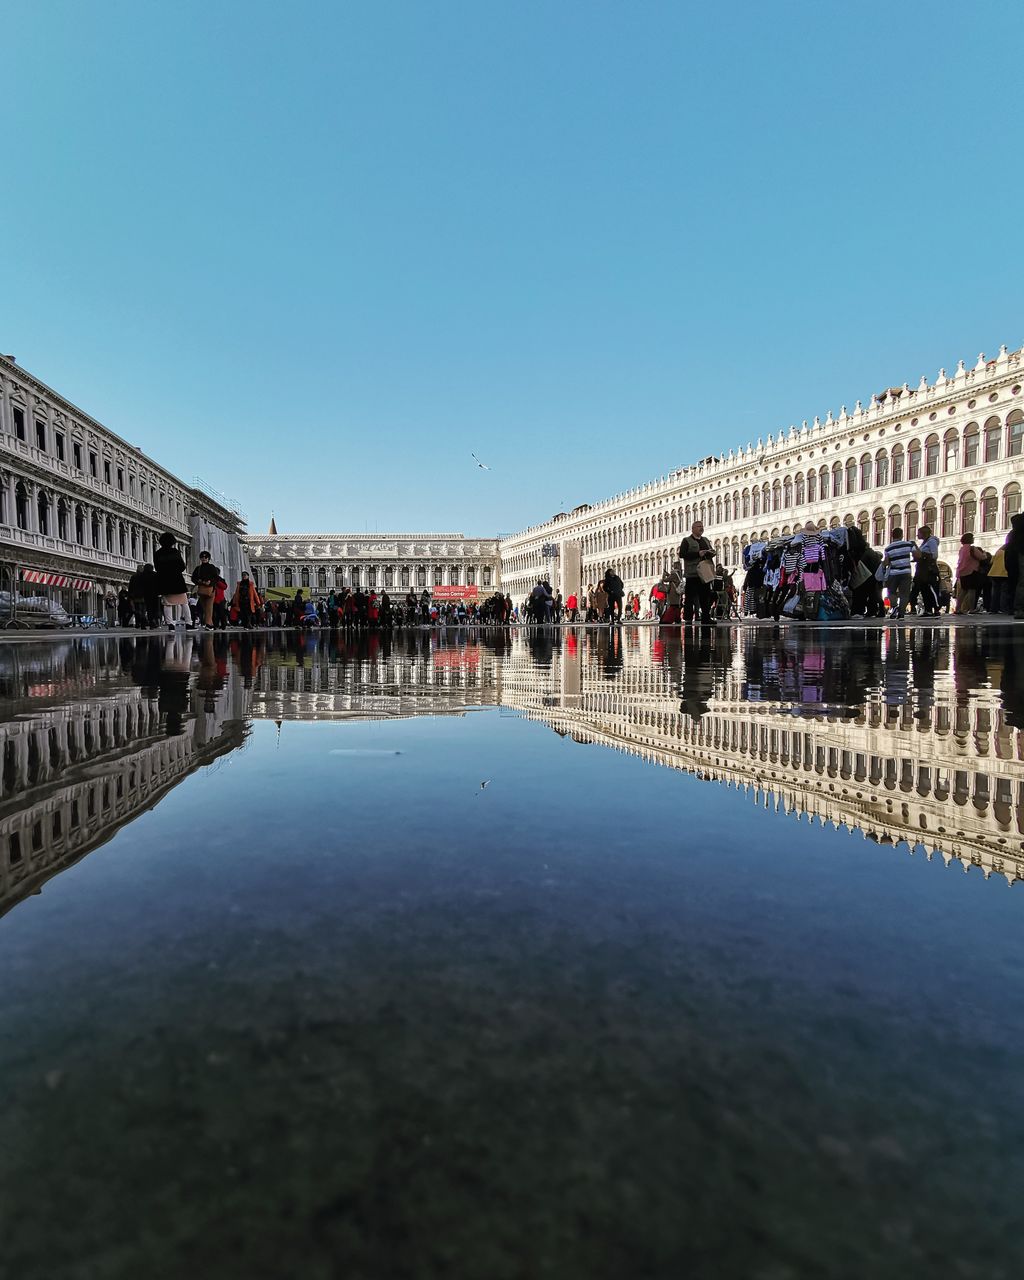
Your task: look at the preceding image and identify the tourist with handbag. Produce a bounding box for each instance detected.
[679,521,715,625]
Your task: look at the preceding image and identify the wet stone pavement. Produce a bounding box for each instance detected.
[1,625,1023,1279]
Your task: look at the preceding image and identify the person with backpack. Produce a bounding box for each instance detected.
[603,568,624,622]
[679,521,715,626]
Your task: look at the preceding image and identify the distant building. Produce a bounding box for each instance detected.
[242,526,501,597]
[0,354,248,612]
[500,344,1024,600]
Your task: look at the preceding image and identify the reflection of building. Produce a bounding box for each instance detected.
[0,354,248,610]
[504,629,1024,885]
[500,343,1024,600]
[250,631,505,720]
[0,640,249,917]
[242,526,501,597]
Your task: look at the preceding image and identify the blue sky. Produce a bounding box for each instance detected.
[3,1,1021,537]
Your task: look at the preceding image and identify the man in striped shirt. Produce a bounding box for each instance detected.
[883,527,916,621]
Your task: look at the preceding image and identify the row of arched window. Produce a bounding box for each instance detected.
[256,564,494,592]
[3,478,156,562]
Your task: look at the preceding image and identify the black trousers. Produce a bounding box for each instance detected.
[683,577,713,623]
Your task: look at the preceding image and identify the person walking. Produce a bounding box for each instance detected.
[231,572,261,629]
[566,590,579,622]
[191,551,220,630]
[592,579,608,622]
[212,576,229,629]
[882,527,916,620]
[154,532,193,628]
[985,541,1009,614]
[679,521,715,626]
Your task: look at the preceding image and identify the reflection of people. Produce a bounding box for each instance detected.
[158,634,192,734]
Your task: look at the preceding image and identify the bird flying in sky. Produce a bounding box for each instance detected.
[472,453,491,470]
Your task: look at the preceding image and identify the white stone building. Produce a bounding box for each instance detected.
[0,353,248,613]
[242,529,501,597]
[500,344,1024,600]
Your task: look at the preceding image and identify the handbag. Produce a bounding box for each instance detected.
[696,559,716,584]
[196,581,214,598]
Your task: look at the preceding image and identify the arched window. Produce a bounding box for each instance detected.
[267,569,277,588]
[984,416,1001,463]
[888,504,901,540]
[91,511,100,548]
[761,484,770,513]
[118,522,126,556]
[104,515,113,550]
[907,439,922,480]
[74,503,85,544]
[715,497,722,523]
[904,501,918,535]
[772,481,781,511]
[963,422,980,466]
[940,493,956,538]
[301,567,310,588]
[1008,409,1024,458]
[874,449,888,487]
[921,498,937,532]
[723,493,731,521]
[891,445,904,484]
[284,568,293,588]
[783,476,792,507]
[742,490,751,518]
[57,498,69,541]
[872,508,885,544]
[845,457,857,493]
[37,489,49,535]
[318,568,327,591]
[751,489,760,517]
[1004,482,1022,524]
[943,429,959,472]
[857,511,870,537]
[924,434,940,476]
[960,490,977,536]
[818,465,829,498]
[795,474,805,505]
[859,454,872,490]
[980,487,998,533]
[832,462,843,498]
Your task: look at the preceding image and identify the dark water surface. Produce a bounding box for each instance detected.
[2,626,1023,1279]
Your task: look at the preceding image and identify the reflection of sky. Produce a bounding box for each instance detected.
[2,629,1024,1275]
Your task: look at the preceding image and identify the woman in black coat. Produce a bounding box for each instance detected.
[153,531,191,628]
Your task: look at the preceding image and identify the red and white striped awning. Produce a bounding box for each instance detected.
[21,569,94,590]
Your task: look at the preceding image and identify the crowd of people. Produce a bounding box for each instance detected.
[97,515,1024,635]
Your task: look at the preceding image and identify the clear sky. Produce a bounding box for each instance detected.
[3,1,1021,537]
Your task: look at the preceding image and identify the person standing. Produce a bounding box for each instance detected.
[1005,513,1024,619]
[154,532,193,628]
[566,590,578,622]
[603,568,624,622]
[127,565,149,629]
[231,572,260,629]
[191,551,220,630]
[212,576,229,629]
[911,525,941,617]
[882,527,916,620]
[140,563,162,628]
[679,521,715,626]
[955,533,987,615]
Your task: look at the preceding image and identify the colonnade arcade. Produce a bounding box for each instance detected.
[251,560,496,593]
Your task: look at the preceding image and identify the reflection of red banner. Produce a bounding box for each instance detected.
[432,585,478,601]
[433,647,480,669]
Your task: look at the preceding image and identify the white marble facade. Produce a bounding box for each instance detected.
[0,354,246,609]
[500,344,1024,600]
[242,532,501,596]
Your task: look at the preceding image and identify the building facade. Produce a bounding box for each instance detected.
[242,530,501,597]
[0,354,248,611]
[500,344,1024,601]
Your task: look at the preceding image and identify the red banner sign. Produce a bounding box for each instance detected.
[431,585,479,602]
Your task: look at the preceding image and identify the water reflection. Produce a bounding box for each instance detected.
[1,624,1023,921]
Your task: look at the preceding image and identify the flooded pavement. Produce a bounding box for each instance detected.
[1,625,1023,1279]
